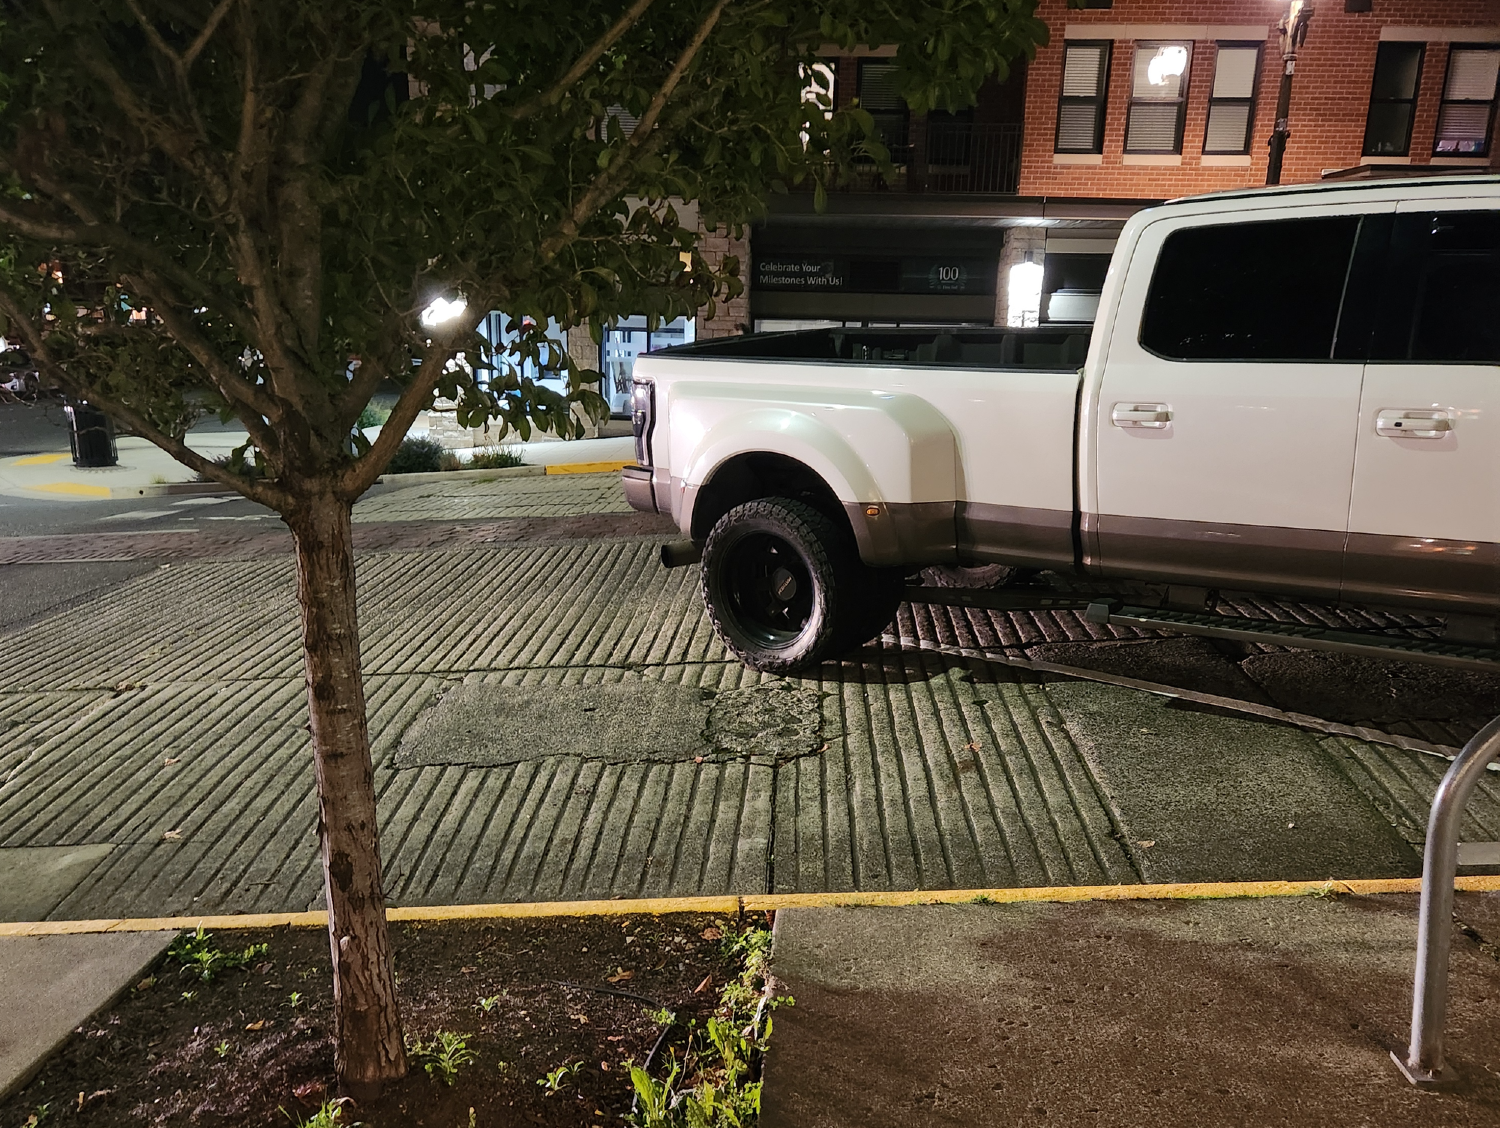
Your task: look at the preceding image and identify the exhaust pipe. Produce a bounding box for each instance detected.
[659,540,702,569]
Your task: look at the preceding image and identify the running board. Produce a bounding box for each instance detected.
[1086,602,1500,674]
[902,585,1094,614]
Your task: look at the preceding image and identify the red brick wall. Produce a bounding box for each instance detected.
[1017,0,1500,199]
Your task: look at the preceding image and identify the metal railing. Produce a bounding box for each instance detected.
[1393,713,1500,1083]
[923,121,1023,194]
[828,121,1023,195]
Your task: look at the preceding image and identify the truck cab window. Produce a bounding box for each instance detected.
[1372,211,1500,363]
[1139,216,1360,361]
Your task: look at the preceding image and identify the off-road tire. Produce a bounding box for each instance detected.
[701,497,862,673]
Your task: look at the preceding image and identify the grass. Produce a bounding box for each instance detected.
[357,402,392,429]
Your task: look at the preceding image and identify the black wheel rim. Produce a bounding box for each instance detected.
[723,531,816,647]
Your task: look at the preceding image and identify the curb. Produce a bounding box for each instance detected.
[375,465,545,486]
[543,460,633,476]
[111,481,238,499]
[374,461,630,486]
[4,876,1496,936]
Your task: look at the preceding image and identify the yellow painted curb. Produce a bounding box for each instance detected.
[31,480,111,498]
[4,878,1499,936]
[12,452,69,466]
[544,460,633,476]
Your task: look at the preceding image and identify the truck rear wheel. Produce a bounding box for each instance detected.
[701,498,861,673]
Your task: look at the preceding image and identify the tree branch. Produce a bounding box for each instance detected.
[183,0,238,70]
[119,270,285,452]
[336,305,491,501]
[0,289,286,509]
[0,194,263,349]
[538,0,729,262]
[505,0,659,121]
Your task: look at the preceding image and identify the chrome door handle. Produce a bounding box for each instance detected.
[1376,409,1452,440]
[1111,402,1173,428]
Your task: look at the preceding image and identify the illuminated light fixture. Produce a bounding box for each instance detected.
[1006,255,1044,328]
[420,295,468,328]
[1147,45,1189,86]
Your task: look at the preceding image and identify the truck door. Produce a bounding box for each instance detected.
[1342,203,1500,614]
[1088,207,1388,600]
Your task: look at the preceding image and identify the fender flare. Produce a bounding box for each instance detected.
[672,388,959,566]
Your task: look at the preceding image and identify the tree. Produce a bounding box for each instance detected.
[0,0,1047,1095]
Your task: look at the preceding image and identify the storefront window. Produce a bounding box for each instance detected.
[603,316,695,415]
[476,312,567,393]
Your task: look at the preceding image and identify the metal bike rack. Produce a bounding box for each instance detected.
[1393,713,1500,1084]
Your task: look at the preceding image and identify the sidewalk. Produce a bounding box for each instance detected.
[762,891,1500,1127]
[0,427,634,501]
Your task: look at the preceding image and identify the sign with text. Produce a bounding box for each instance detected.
[755,255,991,294]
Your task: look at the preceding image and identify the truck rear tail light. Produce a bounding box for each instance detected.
[632,378,655,466]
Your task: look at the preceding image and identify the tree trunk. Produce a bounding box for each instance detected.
[288,489,407,1097]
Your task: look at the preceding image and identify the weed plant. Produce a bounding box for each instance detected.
[281,1097,361,1127]
[167,927,269,983]
[538,1060,585,1094]
[625,926,790,1127]
[406,1030,477,1086]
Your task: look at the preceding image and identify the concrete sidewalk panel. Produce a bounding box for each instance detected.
[762,897,1500,1128]
[0,845,113,922]
[0,931,177,1100]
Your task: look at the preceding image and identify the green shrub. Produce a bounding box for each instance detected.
[465,446,524,470]
[385,436,444,474]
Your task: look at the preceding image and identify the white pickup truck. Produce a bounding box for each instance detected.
[623,176,1500,673]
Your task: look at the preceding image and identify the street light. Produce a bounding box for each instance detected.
[1266,0,1314,186]
[420,295,468,328]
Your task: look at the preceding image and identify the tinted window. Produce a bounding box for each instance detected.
[1372,211,1500,363]
[1140,216,1360,361]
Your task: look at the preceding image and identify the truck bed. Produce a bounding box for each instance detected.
[657,326,1091,371]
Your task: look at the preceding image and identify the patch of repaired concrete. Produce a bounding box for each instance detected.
[706,683,823,759]
[394,673,823,767]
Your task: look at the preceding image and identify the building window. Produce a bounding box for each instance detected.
[1203,43,1261,154]
[603,317,694,415]
[1434,46,1500,156]
[1055,41,1111,153]
[1363,42,1424,157]
[858,60,910,163]
[1126,42,1192,154]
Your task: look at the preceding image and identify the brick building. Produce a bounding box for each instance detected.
[591,1,1500,412]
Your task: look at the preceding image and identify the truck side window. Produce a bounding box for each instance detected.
[1139,216,1360,361]
[1370,211,1500,364]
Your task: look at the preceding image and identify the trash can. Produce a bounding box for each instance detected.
[65,401,118,467]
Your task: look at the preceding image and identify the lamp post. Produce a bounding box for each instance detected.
[1266,0,1314,186]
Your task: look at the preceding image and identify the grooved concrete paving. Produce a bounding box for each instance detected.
[352,472,633,523]
[1,472,1495,920]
